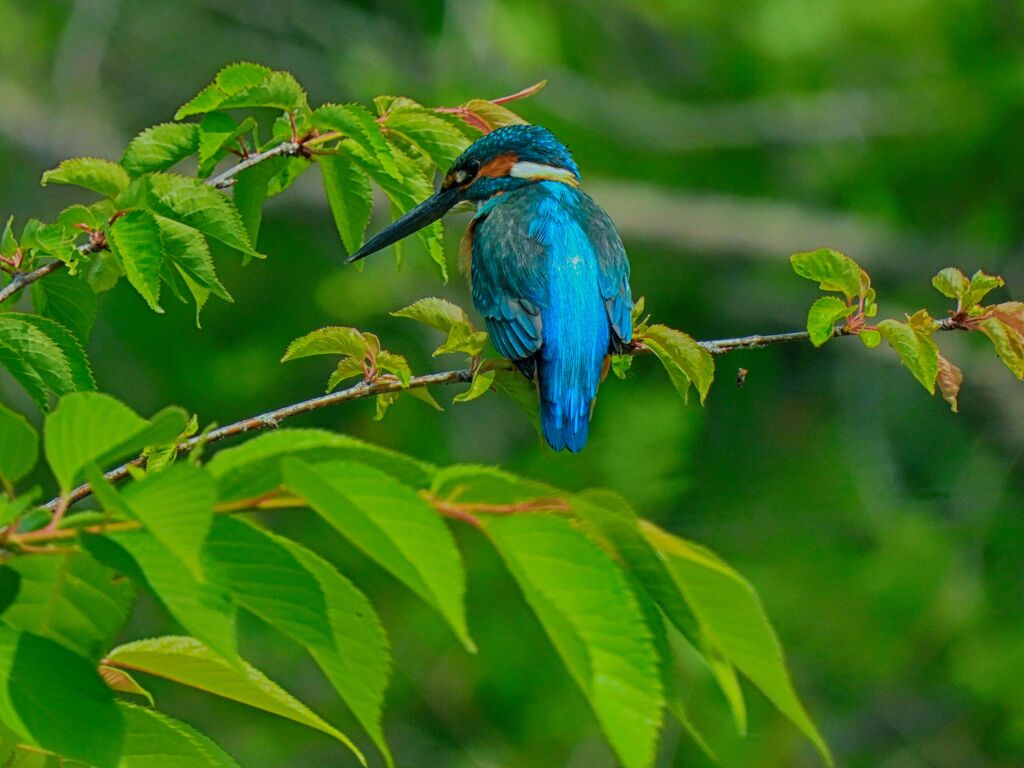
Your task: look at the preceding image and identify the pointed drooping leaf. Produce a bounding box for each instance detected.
[232,156,281,248]
[282,458,472,650]
[319,154,373,257]
[453,367,494,403]
[805,296,854,347]
[461,99,529,131]
[1,551,133,660]
[107,636,357,754]
[117,702,239,767]
[206,428,434,501]
[99,666,154,705]
[83,530,237,663]
[121,123,200,176]
[313,104,400,179]
[147,174,262,259]
[877,316,939,394]
[642,324,715,404]
[109,209,165,312]
[175,62,273,119]
[385,107,472,170]
[483,514,664,768]
[30,268,98,344]
[0,627,122,768]
[44,393,187,491]
[0,404,37,484]
[936,354,963,412]
[206,517,387,766]
[979,316,1024,379]
[643,523,832,765]
[0,313,95,411]
[931,267,969,303]
[790,248,864,302]
[156,216,232,315]
[41,158,129,198]
[281,326,369,362]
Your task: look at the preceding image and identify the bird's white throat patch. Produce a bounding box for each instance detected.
[509,161,579,187]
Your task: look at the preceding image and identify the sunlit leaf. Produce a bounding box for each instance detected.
[41,158,129,198]
[978,316,1024,379]
[121,123,200,176]
[790,248,863,301]
[453,367,494,403]
[175,62,273,119]
[319,155,373,257]
[805,296,854,347]
[281,326,369,362]
[642,324,715,404]
[968,269,1004,307]
[109,210,165,312]
[877,316,939,394]
[312,104,400,179]
[931,267,969,302]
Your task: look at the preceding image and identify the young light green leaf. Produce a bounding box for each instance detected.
[121,123,200,176]
[44,392,187,491]
[968,269,1005,307]
[483,514,664,768]
[805,296,854,347]
[319,154,373,257]
[117,702,239,768]
[281,326,369,362]
[216,71,308,113]
[979,316,1024,379]
[175,62,273,119]
[859,328,882,349]
[391,297,470,331]
[376,350,411,387]
[313,104,400,180]
[453,367,495,403]
[406,386,444,411]
[643,523,832,765]
[109,209,165,312]
[282,458,472,651]
[1,551,133,660]
[0,627,123,768]
[0,313,96,411]
[931,267,969,302]
[642,324,715,404]
[990,301,1024,336]
[790,248,863,301]
[147,174,262,259]
[107,635,361,757]
[936,354,963,412]
[877,316,939,393]
[41,158,129,198]
[30,268,98,343]
[0,403,37,484]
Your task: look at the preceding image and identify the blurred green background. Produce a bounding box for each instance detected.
[2,1,1023,766]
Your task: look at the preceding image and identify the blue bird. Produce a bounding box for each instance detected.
[348,125,632,452]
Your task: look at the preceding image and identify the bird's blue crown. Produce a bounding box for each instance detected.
[449,124,580,179]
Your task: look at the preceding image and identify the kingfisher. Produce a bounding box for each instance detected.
[348,125,632,452]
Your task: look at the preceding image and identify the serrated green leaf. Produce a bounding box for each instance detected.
[0,403,37,484]
[642,324,715,404]
[107,635,362,759]
[121,123,199,176]
[319,155,373,257]
[196,113,257,177]
[207,429,434,502]
[0,627,122,768]
[453,367,494,403]
[44,393,187,491]
[41,158,129,198]
[109,210,165,312]
[931,267,968,302]
[313,104,400,179]
[376,350,411,387]
[116,702,239,767]
[265,156,310,198]
[385,107,472,170]
[805,296,854,347]
[860,329,882,349]
[175,62,273,119]
[968,269,1005,307]
[282,458,472,651]
[0,313,95,412]
[216,71,307,113]
[148,174,262,259]
[790,248,863,301]
[979,317,1024,379]
[877,317,939,393]
[30,269,97,344]
[391,297,470,331]
[483,514,664,768]
[643,523,832,765]
[156,216,231,319]
[281,326,369,362]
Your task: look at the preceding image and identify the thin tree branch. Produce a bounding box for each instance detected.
[33,317,964,515]
[0,141,303,306]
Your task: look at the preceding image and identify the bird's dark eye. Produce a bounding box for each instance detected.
[465,159,481,176]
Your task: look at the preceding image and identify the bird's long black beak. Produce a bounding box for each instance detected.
[346,186,462,264]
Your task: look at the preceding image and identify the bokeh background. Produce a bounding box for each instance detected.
[2,1,1023,766]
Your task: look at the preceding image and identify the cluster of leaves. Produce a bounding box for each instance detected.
[0,63,538,411]
[792,248,1021,411]
[0,391,829,768]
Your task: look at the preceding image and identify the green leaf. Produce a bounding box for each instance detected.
[197,113,256,177]
[0,216,15,258]
[319,155,373,257]
[391,297,469,331]
[282,458,472,651]
[44,392,187,491]
[385,107,472,170]
[805,296,854,347]
[265,157,310,198]
[0,313,96,411]
[281,326,369,362]
[121,123,200,176]
[107,635,359,757]
[0,627,122,768]
[98,665,154,705]
[109,210,165,312]
[206,428,435,501]
[460,99,529,131]
[643,523,832,765]
[790,248,863,301]
[453,367,494,403]
[156,216,232,316]
[0,404,37,484]
[931,267,969,302]
[30,269,98,343]
[979,317,1024,379]
[175,62,273,119]
[376,350,411,386]
[147,174,262,259]
[406,386,444,412]
[41,158,129,198]
[968,269,1005,307]
[206,518,385,766]
[83,530,238,663]
[231,158,278,245]
[117,702,239,767]
[877,316,939,393]
[216,71,307,113]
[483,514,664,768]
[642,324,715,404]
[1,551,133,660]
[313,104,400,179]
[859,329,882,349]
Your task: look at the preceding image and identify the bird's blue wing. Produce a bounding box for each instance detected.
[581,193,633,345]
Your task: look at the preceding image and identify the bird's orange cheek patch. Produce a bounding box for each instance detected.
[478,152,518,178]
